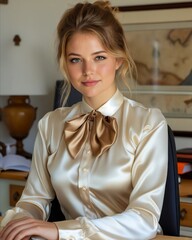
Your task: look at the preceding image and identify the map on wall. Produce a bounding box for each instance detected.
[124,27,192,118]
[125,28,192,86]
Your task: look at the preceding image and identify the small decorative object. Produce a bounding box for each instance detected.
[0,141,6,156]
[2,96,37,159]
[13,35,21,46]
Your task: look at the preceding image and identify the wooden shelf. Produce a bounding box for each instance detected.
[179,179,192,198]
[0,171,28,181]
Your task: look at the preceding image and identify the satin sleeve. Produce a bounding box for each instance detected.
[54,119,168,240]
[1,113,56,228]
[15,113,56,218]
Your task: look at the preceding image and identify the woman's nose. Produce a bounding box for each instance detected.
[83,61,94,76]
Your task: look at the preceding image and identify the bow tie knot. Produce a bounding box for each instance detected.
[64,110,118,158]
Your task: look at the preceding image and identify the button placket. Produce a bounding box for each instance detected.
[78,142,97,215]
[78,143,91,202]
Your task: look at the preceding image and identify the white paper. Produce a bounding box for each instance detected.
[0,154,31,172]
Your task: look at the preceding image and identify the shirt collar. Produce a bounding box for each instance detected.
[81,89,124,116]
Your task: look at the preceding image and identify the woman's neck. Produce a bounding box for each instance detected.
[84,88,117,110]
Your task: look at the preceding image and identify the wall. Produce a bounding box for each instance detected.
[0,0,192,154]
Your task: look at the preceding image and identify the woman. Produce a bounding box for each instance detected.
[0,1,168,240]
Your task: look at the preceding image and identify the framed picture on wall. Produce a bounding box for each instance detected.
[0,0,8,4]
[116,3,192,136]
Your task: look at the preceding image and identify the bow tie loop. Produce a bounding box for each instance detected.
[64,110,118,158]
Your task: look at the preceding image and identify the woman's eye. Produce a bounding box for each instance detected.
[95,56,106,61]
[69,58,81,63]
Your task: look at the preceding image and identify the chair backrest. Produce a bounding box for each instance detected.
[50,80,180,236]
[159,125,180,236]
[53,80,82,109]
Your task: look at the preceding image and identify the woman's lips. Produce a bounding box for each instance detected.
[82,80,100,87]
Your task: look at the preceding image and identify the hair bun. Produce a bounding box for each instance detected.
[94,1,118,14]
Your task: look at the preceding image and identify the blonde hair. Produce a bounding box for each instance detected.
[57,1,136,105]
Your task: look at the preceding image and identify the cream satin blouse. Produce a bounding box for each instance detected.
[1,89,168,240]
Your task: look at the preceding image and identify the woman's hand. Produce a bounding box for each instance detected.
[0,217,59,240]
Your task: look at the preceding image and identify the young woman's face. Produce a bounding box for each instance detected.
[65,32,121,109]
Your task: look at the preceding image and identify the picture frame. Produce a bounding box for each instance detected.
[117,2,192,12]
[116,3,192,137]
[0,0,8,4]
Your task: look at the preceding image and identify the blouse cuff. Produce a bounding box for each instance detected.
[55,219,84,239]
[54,217,100,240]
[0,207,34,227]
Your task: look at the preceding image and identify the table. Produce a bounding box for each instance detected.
[154,236,191,239]
[0,171,28,181]
[0,216,191,240]
[0,171,27,215]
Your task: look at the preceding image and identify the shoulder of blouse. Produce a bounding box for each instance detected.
[38,102,82,126]
[122,97,167,131]
[34,103,82,154]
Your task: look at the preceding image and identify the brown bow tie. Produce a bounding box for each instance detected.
[64,110,118,158]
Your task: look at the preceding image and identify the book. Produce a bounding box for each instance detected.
[0,154,31,172]
[177,153,192,158]
[177,148,192,163]
[177,162,192,175]
[177,154,192,164]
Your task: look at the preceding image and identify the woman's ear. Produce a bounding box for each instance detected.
[115,58,123,70]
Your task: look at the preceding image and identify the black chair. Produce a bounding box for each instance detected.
[159,126,180,236]
[49,80,180,236]
[53,80,82,109]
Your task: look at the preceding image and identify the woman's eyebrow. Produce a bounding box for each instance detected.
[92,50,107,55]
[67,53,81,57]
[67,50,107,57]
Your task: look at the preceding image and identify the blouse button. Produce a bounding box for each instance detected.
[82,186,87,191]
[87,150,91,154]
[83,168,88,172]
